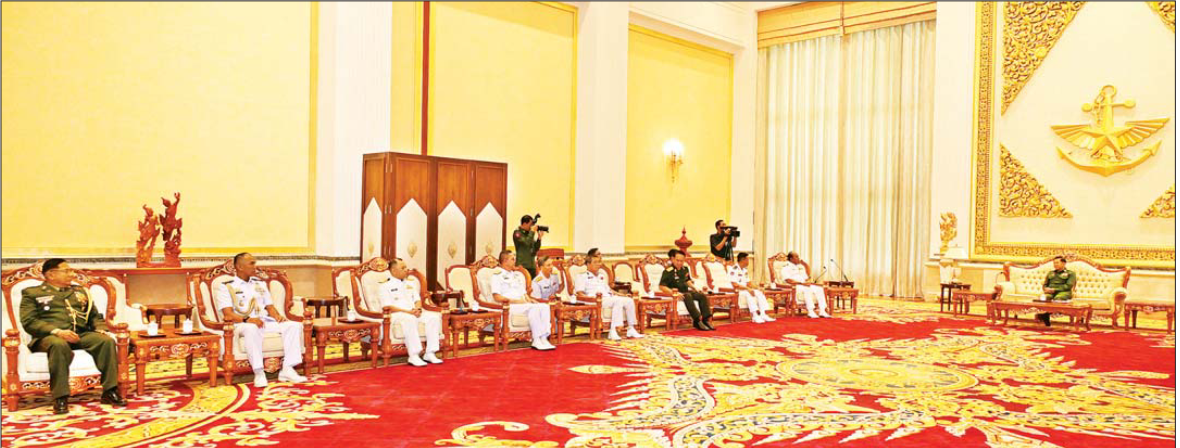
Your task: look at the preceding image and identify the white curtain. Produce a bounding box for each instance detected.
[755,21,935,298]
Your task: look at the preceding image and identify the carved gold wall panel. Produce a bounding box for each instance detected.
[998,146,1072,218]
[1002,1,1085,114]
[1141,186,1176,218]
[971,2,1175,268]
[1147,1,1176,31]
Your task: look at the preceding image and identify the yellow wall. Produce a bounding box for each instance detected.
[427,2,577,249]
[1,2,316,256]
[391,2,422,153]
[625,26,733,251]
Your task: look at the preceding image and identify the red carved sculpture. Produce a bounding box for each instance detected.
[160,193,183,266]
[136,205,161,267]
[134,192,183,268]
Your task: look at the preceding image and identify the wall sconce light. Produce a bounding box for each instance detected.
[663,139,685,182]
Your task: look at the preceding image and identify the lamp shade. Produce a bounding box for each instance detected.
[944,245,968,261]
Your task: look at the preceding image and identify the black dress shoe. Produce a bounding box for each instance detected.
[692,321,707,331]
[703,321,716,331]
[53,397,69,415]
[1036,313,1051,327]
[101,389,128,407]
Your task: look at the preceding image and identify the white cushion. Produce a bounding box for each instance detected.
[23,350,99,374]
[641,264,666,297]
[232,330,287,357]
[447,267,476,310]
[704,262,733,290]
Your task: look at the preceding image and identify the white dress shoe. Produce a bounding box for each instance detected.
[807,311,819,318]
[626,327,644,339]
[762,314,776,322]
[608,329,622,341]
[253,373,269,388]
[278,367,307,383]
[423,352,443,364]
[407,355,428,367]
[752,315,765,324]
[819,311,832,318]
[532,340,556,351]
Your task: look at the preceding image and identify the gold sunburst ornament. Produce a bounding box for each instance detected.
[1051,85,1169,176]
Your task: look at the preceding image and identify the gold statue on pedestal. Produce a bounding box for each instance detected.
[938,213,957,254]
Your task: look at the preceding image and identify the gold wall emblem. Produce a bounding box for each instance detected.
[1141,185,1176,218]
[998,146,1072,218]
[1051,85,1169,176]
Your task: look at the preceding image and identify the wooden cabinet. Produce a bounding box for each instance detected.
[360,152,507,288]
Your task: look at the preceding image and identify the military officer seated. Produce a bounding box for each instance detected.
[376,258,443,367]
[20,259,127,414]
[1035,256,1077,327]
[490,250,556,351]
[729,253,775,323]
[530,256,564,302]
[779,252,830,318]
[660,249,714,331]
[577,254,643,340]
[213,253,308,387]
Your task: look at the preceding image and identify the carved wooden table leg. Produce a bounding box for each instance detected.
[317,332,328,374]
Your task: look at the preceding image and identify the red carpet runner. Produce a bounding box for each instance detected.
[2,308,1175,447]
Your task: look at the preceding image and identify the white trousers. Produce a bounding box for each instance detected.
[235,320,304,370]
[795,285,828,313]
[739,289,771,315]
[390,311,442,356]
[509,303,552,340]
[602,295,639,328]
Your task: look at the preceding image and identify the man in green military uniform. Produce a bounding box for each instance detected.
[1035,255,1077,327]
[659,249,714,331]
[512,215,546,278]
[20,259,126,414]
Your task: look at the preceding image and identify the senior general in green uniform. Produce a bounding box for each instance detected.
[1035,255,1077,327]
[20,259,127,414]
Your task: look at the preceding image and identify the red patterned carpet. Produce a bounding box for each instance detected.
[3,306,1175,448]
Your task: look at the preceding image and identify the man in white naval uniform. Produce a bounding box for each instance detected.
[779,251,830,318]
[728,253,776,323]
[575,254,643,341]
[376,258,443,367]
[530,256,564,302]
[214,253,308,387]
[491,251,556,351]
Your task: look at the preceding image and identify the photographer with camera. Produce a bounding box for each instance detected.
[710,220,739,261]
[513,214,547,277]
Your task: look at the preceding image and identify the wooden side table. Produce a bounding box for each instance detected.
[128,329,219,396]
[637,297,676,331]
[950,291,995,315]
[1124,300,1175,333]
[939,283,972,313]
[762,286,793,317]
[552,302,600,344]
[446,311,502,357]
[142,303,194,328]
[307,317,381,373]
[304,296,348,319]
[706,293,740,322]
[826,287,859,314]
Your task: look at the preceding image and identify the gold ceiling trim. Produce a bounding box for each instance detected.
[971,2,1174,268]
[1141,185,1176,218]
[1001,1,1085,115]
[1147,1,1176,32]
[998,145,1073,218]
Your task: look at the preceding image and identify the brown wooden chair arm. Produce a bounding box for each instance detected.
[477,298,506,310]
[717,287,737,293]
[423,302,448,312]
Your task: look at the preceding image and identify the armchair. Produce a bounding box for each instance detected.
[767,252,814,316]
[2,264,130,411]
[698,255,750,322]
[187,260,310,385]
[636,254,690,330]
[560,255,617,338]
[471,256,552,350]
[996,255,1130,327]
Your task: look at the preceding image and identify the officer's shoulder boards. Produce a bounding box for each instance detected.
[221,278,236,284]
[665,266,673,272]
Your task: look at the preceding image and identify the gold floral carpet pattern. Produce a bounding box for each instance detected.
[2,300,1174,447]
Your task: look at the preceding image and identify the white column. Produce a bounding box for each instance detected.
[572,2,630,254]
[315,3,393,257]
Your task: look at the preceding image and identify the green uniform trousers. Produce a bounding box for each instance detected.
[34,332,118,398]
[1043,291,1073,302]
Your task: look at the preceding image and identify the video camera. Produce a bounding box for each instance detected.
[533,214,549,232]
[722,226,740,238]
